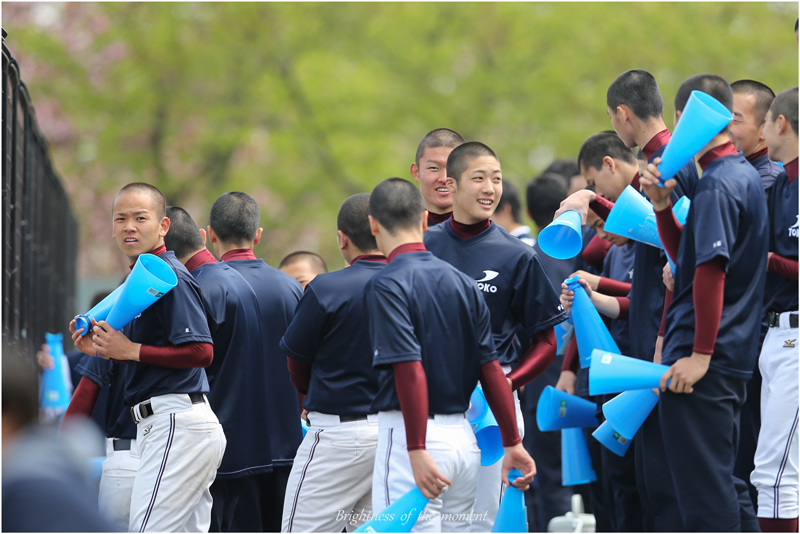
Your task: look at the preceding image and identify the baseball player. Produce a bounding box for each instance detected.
[163,206,273,533]
[70,182,226,533]
[641,74,766,532]
[365,177,536,533]
[751,87,799,533]
[279,193,388,532]
[424,143,567,531]
[410,128,465,227]
[207,191,303,532]
[279,251,328,289]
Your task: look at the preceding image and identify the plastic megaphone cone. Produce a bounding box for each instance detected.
[74,284,125,336]
[602,389,659,440]
[40,333,71,410]
[536,386,599,431]
[491,468,528,532]
[666,196,692,273]
[604,185,662,249]
[589,349,670,396]
[657,90,733,184]
[564,277,621,368]
[561,427,597,486]
[103,254,178,332]
[467,386,504,466]
[538,210,583,260]
[592,420,632,457]
[301,418,309,438]
[354,486,429,533]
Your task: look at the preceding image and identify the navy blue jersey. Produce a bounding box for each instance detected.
[628,145,699,361]
[664,153,768,379]
[67,349,107,430]
[424,223,567,367]
[602,241,636,357]
[749,152,784,192]
[122,251,212,406]
[280,259,387,416]
[225,258,303,465]
[366,251,498,414]
[75,355,136,439]
[763,170,799,315]
[191,261,273,478]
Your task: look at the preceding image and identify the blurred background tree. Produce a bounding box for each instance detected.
[3,2,797,302]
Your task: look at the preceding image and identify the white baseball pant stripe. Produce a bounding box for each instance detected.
[99,437,140,531]
[281,412,378,532]
[752,311,800,519]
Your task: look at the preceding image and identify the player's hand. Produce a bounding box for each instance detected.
[71,316,100,356]
[408,449,452,499]
[560,278,592,314]
[570,270,600,291]
[659,352,711,394]
[555,370,576,395]
[554,190,596,225]
[662,263,675,292]
[640,158,677,212]
[301,409,309,424]
[501,443,536,490]
[36,343,54,370]
[91,321,141,362]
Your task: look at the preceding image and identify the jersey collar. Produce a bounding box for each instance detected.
[387,242,427,263]
[352,254,389,264]
[697,140,739,170]
[642,129,671,160]
[185,248,219,273]
[785,158,798,183]
[221,248,257,261]
[745,146,768,163]
[131,244,166,270]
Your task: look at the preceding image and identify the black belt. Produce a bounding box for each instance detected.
[339,414,369,423]
[113,438,132,451]
[131,393,205,423]
[767,311,799,328]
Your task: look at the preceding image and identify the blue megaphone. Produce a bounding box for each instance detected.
[301,418,309,438]
[666,195,691,273]
[561,427,597,486]
[40,333,72,410]
[74,284,125,336]
[536,386,599,431]
[554,320,572,356]
[592,420,632,457]
[467,386,504,466]
[538,210,583,260]
[602,389,659,440]
[354,486,429,533]
[101,254,178,333]
[588,349,670,396]
[657,90,733,185]
[564,276,621,368]
[491,468,528,532]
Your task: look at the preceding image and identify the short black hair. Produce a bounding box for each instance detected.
[114,182,167,219]
[495,181,522,224]
[526,173,568,229]
[606,69,664,121]
[369,177,425,234]
[164,206,206,260]
[770,87,799,136]
[415,128,465,166]
[578,132,638,171]
[337,193,378,252]
[209,191,260,245]
[542,159,580,188]
[278,251,328,274]
[447,142,499,183]
[732,80,776,125]
[674,74,733,114]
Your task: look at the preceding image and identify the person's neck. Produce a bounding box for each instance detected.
[183,248,218,273]
[128,241,165,266]
[216,241,253,258]
[745,140,768,159]
[425,202,451,216]
[696,133,732,162]
[635,118,668,149]
[774,139,799,166]
[380,231,424,259]
[349,249,387,264]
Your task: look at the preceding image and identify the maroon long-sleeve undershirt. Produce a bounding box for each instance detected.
[287,357,311,395]
[138,342,213,368]
[693,258,726,355]
[582,234,612,271]
[480,360,522,447]
[654,203,683,266]
[589,195,615,221]
[562,335,579,374]
[506,329,556,391]
[768,254,799,280]
[597,277,632,297]
[393,360,429,451]
[60,376,101,434]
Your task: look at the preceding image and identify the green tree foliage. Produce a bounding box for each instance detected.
[4,2,797,274]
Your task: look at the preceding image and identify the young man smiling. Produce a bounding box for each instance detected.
[410,128,465,227]
[424,142,567,531]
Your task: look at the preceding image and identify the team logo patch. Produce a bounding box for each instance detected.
[788,216,799,238]
[142,425,152,435]
[147,287,164,297]
[476,270,500,293]
[784,339,796,348]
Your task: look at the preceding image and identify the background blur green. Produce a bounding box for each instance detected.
[3,2,797,290]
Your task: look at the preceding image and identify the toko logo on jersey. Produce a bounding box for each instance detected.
[476,270,500,293]
[788,216,799,238]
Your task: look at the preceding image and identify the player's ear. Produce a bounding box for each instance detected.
[159,216,170,238]
[777,114,789,136]
[207,226,217,244]
[368,215,379,237]
[337,230,348,251]
[422,211,429,233]
[410,162,421,183]
[199,228,207,245]
[604,156,616,174]
[445,176,457,193]
[253,227,263,245]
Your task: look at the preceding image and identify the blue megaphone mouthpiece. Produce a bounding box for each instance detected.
[74,284,125,336]
[564,276,621,368]
[491,468,528,532]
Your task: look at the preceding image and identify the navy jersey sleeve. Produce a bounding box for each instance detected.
[365,278,421,368]
[280,285,326,364]
[511,254,568,337]
[692,188,739,269]
[153,275,213,345]
[473,288,499,366]
[75,355,116,388]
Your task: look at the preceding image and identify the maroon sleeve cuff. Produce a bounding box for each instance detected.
[61,376,101,433]
[393,361,429,451]
[659,290,673,337]
[693,258,726,355]
[654,202,683,263]
[582,234,612,272]
[139,342,213,368]
[287,357,312,395]
[480,360,521,447]
[507,329,556,390]
[768,254,799,280]
[597,277,632,297]
[562,335,579,374]
[589,195,614,221]
[615,297,630,321]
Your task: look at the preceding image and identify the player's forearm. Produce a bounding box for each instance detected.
[480,360,521,447]
[287,357,311,395]
[768,253,799,280]
[60,376,101,433]
[589,291,622,319]
[138,342,213,368]
[561,336,579,374]
[506,329,556,390]
[692,258,726,355]
[393,361,429,451]
[655,201,683,262]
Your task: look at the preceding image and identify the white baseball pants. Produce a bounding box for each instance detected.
[99,437,140,531]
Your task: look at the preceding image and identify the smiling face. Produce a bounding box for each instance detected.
[447,154,503,224]
[112,190,169,265]
[411,145,456,214]
[729,93,765,157]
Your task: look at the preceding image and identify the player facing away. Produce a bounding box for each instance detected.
[410,128,465,227]
[423,142,566,531]
[70,183,226,533]
[207,191,303,532]
[364,177,537,533]
[640,74,767,532]
[163,206,273,533]
[751,87,799,533]
[279,193,388,533]
[279,251,328,290]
